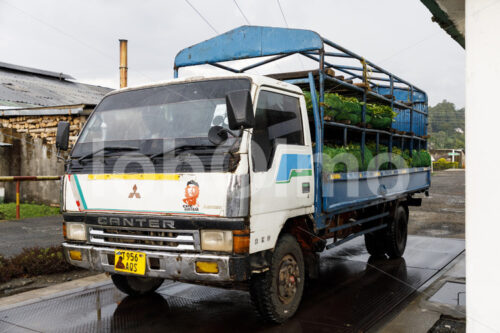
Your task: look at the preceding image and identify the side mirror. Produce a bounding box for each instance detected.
[226,90,254,130]
[56,121,70,151]
[208,126,228,145]
[208,125,238,145]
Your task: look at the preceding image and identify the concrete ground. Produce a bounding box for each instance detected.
[380,253,465,332]
[380,169,466,332]
[0,215,63,257]
[410,169,465,239]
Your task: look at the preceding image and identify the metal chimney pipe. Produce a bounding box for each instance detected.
[119,39,128,88]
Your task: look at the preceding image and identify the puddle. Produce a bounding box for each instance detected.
[429,281,466,306]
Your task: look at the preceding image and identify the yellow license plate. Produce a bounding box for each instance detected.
[114,250,146,275]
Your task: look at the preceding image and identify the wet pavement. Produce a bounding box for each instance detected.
[410,170,465,239]
[0,235,464,333]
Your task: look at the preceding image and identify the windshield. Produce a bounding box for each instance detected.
[72,78,251,157]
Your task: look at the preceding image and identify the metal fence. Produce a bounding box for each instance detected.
[0,176,61,219]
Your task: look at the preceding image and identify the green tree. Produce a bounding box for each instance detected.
[428,100,464,149]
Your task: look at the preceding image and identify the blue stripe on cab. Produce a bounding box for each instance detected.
[276,154,312,183]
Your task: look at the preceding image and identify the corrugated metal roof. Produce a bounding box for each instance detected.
[0,104,92,117]
[0,61,75,80]
[0,62,113,109]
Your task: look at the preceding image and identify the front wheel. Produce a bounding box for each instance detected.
[250,234,305,323]
[111,274,164,296]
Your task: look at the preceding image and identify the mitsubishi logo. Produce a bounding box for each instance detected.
[128,184,141,199]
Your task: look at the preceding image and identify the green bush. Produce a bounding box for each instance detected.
[0,246,75,283]
[433,158,459,170]
[0,255,22,283]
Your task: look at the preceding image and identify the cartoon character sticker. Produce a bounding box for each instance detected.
[115,255,125,269]
[182,180,200,211]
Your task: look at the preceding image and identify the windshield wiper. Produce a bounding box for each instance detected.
[77,146,139,163]
[150,144,214,160]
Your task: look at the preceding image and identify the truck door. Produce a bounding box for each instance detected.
[249,87,314,251]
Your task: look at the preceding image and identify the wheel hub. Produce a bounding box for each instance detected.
[277,254,300,304]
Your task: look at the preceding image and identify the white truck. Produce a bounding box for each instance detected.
[56,26,430,323]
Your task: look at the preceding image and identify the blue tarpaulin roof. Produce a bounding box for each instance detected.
[174,26,323,68]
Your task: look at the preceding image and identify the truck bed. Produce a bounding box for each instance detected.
[323,167,430,214]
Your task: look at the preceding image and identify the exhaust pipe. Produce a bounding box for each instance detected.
[119,39,128,88]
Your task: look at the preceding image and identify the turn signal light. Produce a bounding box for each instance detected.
[195,261,219,274]
[69,250,82,261]
[62,222,67,239]
[233,230,250,254]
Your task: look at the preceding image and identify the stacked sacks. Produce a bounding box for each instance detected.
[323,145,349,173]
[366,104,397,129]
[410,150,431,167]
[323,144,373,172]
[303,91,396,129]
[332,95,367,125]
[323,142,431,174]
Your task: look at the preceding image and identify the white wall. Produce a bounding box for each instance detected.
[466,0,500,331]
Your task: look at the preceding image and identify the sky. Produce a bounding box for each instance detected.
[0,0,465,108]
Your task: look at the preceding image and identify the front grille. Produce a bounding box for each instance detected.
[88,226,200,252]
[67,153,238,174]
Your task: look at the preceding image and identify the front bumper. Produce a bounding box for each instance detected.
[62,243,249,283]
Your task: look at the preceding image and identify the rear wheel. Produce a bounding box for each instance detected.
[250,234,305,323]
[364,230,386,257]
[385,206,408,258]
[111,274,164,296]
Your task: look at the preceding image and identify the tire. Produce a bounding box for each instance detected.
[385,205,408,258]
[111,274,164,296]
[364,230,386,257]
[250,234,305,323]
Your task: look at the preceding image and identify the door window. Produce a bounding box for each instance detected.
[251,90,304,172]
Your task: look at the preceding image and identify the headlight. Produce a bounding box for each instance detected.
[201,230,232,252]
[66,222,87,241]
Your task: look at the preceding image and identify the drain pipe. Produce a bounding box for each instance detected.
[119,39,128,88]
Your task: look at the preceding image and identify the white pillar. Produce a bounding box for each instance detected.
[467,1,500,331]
